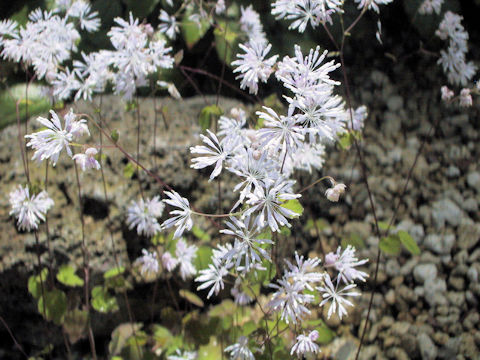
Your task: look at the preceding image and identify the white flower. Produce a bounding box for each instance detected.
[349,105,368,131]
[291,330,321,357]
[459,88,472,107]
[167,349,197,360]
[257,106,305,154]
[137,249,159,276]
[66,0,101,32]
[215,0,226,14]
[231,41,278,95]
[190,130,238,181]
[72,147,100,171]
[325,183,346,202]
[284,252,323,291]
[436,11,476,86]
[161,251,178,272]
[220,216,273,272]
[159,10,179,40]
[196,259,230,299]
[225,336,255,360]
[325,245,368,284]
[441,85,454,102]
[317,273,360,319]
[52,67,81,100]
[268,277,313,324]
[244,178,301,232]
[25,109,89,166]
[126,196,164,237]
[231,278,253,306]
[240,5,267,45]
[175,239,197,280]
[162,190,193,239]
[276,45,340,98]
[419,0,443,15]
[9,185,54,231]
[354,0,393,13]
[157,81,181,99]
[271,0,343,31]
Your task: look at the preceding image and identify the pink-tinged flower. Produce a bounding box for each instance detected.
[175,239,197,280]
[25,109,89,166]
[72,147,100,171]
[126,196,164,237]
[459,88,472,107]
[161,190,193,239]
[317,273,360,319]
[137,249,159,276]
[232,41,278,95]
[441,85,454,102]
[291,330,321,357]
[325,183,346,202]
[161,251,178,272]
[325,245,368,284]
[9,185,54,231]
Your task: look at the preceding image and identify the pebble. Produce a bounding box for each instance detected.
[414,263,437,284]
[417,333,438,360]
[466,171,480,190]
[431,199,462,228]
[423,233,455,255]
[458,222,480,250]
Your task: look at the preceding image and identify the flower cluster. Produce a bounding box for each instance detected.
[435,11,476,86]
[9,185,54,231]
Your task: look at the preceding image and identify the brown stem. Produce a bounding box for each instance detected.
[73,162,97,360]
[0,315,28,359]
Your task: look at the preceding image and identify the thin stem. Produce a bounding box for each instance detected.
[0,315,28,359]
[135,95,145,200]
[299,176,334,194]
[73,162,97,360]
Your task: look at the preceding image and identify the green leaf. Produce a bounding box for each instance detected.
[379,234,402,255]
[63,309,88,344]
[111,129,119,143]
[192,226,211,242]
[241,321,257,337]
[123,0,160,18]
[181,12,210,49]
[377,221,390,231]
[179,289,204,308]
[123,162,138,179]
[281,198,303,218]
[37,289,67,325]
[198,337,222,360]
[152,325,173,349]
[28,268,49,300]
[398,230,420,255]
[56,265,84,287]
[199,105,223,131]
[91,286,119,313]
[341,233,365,250]
[257,258,276,286]
[104,266,126,279]
[338,132,353,150]
[194,245,213,271]
[214,20,240,65]
[279,226,291,236]
[109,323,143,356]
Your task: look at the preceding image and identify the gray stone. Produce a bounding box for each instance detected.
[432,199,463,228]
[458,222,480,250]
[423,233,455,255]
[418,333,438,360]
[445,165,460,178]
[385,258,400,277]
[414,263,437,284]
[466,171,480,191]
[424,278,448,307]
[467,266,478,283]
[387,95,404,112]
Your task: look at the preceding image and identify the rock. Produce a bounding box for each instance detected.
[424,278,447,307]
[467,266,478,283]
[423,233,455,255]
[448,276,465,291]
[387,95,404,112]
[414,263,437,284]
[445,165,460,178]
[466,171,480,191]
[418,333,438,360]
[458,222,480,250]
[385,258,400,277]
[459,333,478,359]
[396,219,425,245]
[431,199,463,229]
[385,289,396,305]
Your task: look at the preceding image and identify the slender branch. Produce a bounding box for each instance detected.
[0,315,28,359]
[73,162,97,360]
